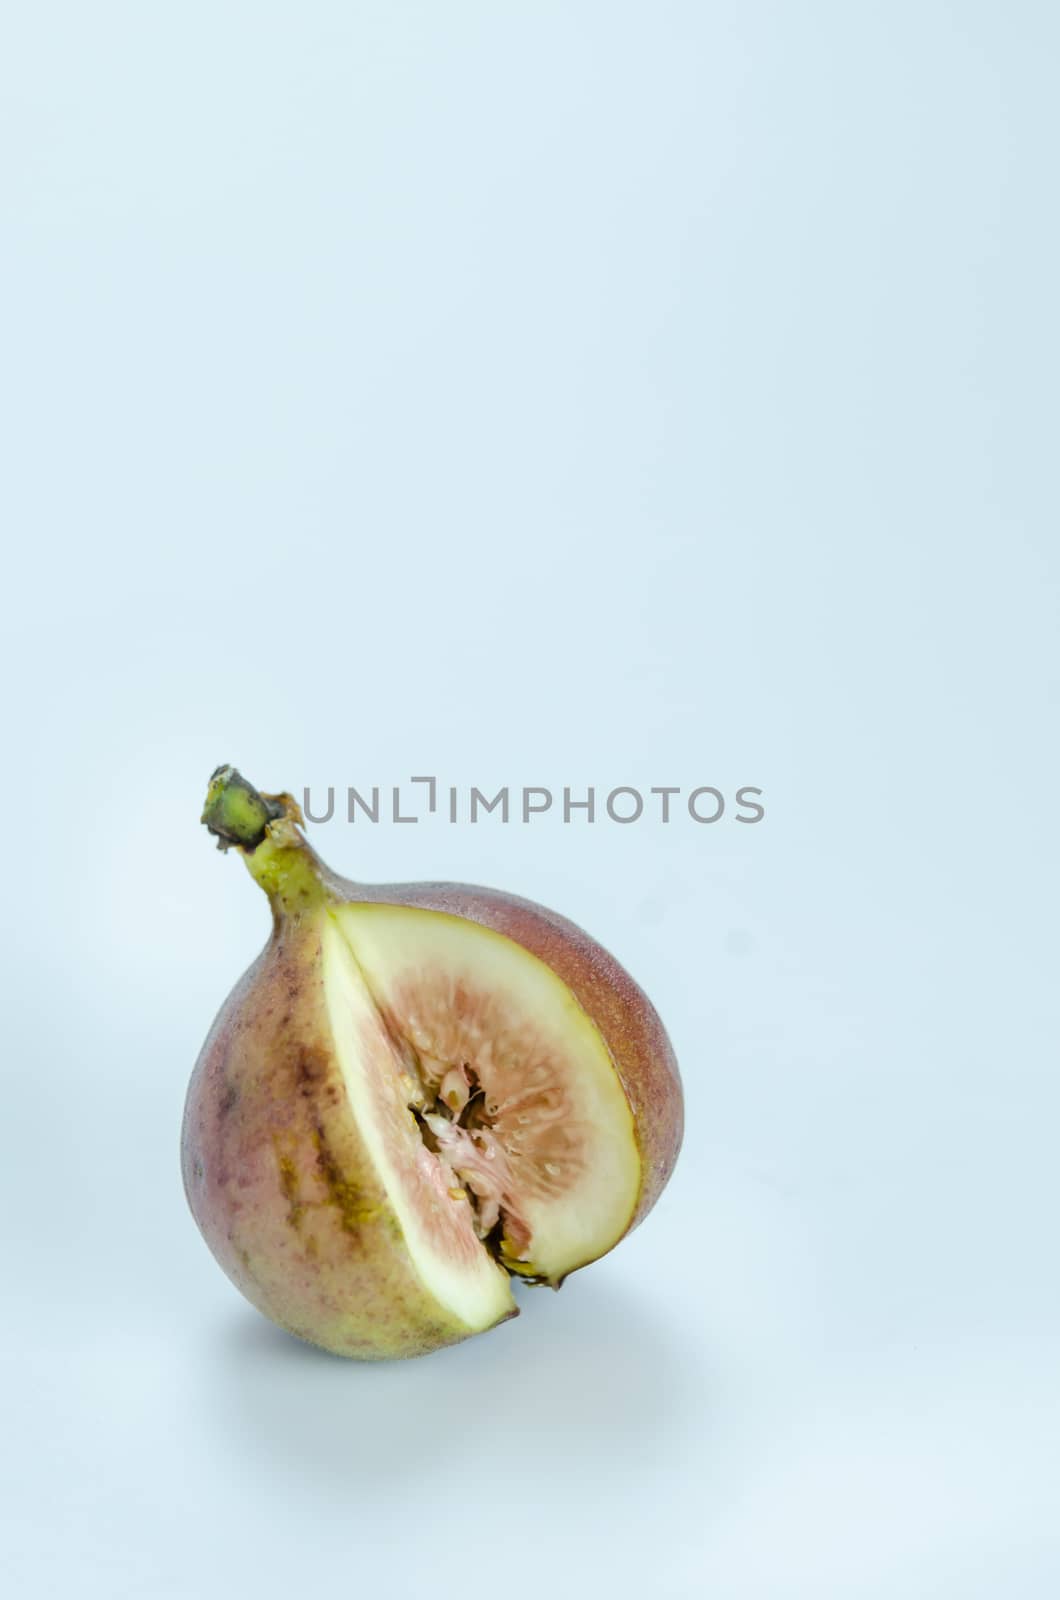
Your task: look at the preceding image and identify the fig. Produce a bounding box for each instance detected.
[182,766,683,1359]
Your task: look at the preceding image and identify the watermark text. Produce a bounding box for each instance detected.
[301,780,765,826]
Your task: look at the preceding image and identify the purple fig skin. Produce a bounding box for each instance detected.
[182,784,684,1358]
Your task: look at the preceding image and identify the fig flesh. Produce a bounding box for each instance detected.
[182,768,683,1359]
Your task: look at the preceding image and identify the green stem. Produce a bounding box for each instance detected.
[201,765,286,851]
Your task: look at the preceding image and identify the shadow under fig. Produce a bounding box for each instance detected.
[200,1266,704,1488]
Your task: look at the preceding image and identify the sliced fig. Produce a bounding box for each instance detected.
[183,768,683,1359]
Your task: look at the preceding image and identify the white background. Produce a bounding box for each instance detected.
[3,5,1058,1596]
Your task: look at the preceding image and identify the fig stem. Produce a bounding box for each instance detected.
[201,765,286,851]
[202,767,324,914]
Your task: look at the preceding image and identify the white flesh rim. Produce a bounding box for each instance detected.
[320,904,640,1334]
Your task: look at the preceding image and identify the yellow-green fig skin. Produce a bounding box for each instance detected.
[182,782,684,1359]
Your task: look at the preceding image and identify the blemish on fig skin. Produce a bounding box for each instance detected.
[312,1124,379,1238]
[270,1108,379,1248]
[295,1045,330,1095]
[218,1083,239,1119]
[274,1144,306,1230]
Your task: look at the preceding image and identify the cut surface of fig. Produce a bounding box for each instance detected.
[324,902,642,1297]
[321,920,516,1334]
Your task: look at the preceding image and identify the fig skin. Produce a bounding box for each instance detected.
[182,771,684,1358]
